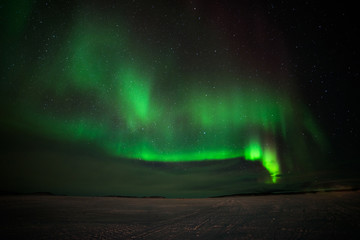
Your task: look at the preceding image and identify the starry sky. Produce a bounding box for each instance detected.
[0,0,359,197]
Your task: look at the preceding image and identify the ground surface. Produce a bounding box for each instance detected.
[1,191,359,239]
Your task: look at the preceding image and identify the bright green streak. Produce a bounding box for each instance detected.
[245,140,263,160]
[10,11,327,184]
[263,148,280,183]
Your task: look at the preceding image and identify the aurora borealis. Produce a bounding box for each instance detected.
[1,1,359,197]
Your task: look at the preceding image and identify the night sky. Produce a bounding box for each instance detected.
[1,0,359,198]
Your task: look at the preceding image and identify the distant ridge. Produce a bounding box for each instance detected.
[2,187,358,199]
[0,191,59,196]
[211,187,360,198]
[104,195,166,199]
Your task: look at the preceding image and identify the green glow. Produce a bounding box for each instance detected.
[263,148,280,183]
[5,9,328,185]
[121,71,151,120]
[117,69,158,130]
[245,141,263,161]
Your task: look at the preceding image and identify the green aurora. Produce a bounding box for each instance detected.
[1,2,328,186]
